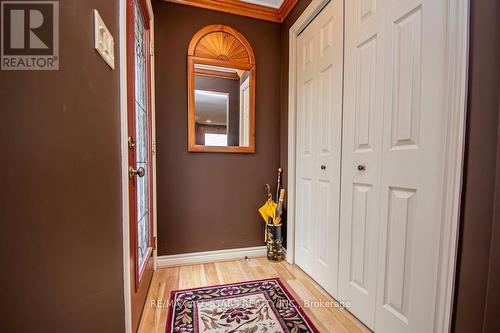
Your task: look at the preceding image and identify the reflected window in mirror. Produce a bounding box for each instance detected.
[187,25,255,153]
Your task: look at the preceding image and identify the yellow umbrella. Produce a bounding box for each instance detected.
[259,199,277,242]
[259,199,277,224]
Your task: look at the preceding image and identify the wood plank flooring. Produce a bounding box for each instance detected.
[138,257,370,333]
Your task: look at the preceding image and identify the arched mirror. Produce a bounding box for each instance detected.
[187,25,256,153]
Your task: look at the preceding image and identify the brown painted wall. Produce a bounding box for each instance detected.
[452,0,500,331]
[0,1,125,332]
[153,1,281,255]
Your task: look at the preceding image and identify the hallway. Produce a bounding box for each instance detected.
[1,0,500,332]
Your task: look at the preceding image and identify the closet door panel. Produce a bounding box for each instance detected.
[375,0,448,332]
[295,26,318,277]
[295,0,343,298]
[313,1,343,296]
[339,0,385,328]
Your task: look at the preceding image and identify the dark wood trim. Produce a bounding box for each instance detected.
[137,0,152,28]
[278,0,299,21]
[144,13,155,285]
[187,24,256,64]
[164,0,280,22]
[162,0,299,23]
[191,56,254,70]
[194,67,241,80]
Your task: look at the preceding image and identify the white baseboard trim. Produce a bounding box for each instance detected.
[156,246,267,267]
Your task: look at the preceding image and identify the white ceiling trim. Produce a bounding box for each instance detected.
[195,64,238,73]
[239,0,284,9]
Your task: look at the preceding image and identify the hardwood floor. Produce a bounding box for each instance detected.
[138,257,370,333]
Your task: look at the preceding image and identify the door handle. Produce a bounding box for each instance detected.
[321,165,326,170]
[357,165,366,171]
[128,137,136,149]
[129,166,145,178]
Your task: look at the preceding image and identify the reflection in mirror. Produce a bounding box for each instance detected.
[194,64,250,148]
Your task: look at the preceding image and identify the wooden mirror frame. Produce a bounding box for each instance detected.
[187,25,256,153]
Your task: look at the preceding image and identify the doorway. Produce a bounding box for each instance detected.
[288,0,469,332]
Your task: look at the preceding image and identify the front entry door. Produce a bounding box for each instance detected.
[127,0,154,331]
[294,0,344,298]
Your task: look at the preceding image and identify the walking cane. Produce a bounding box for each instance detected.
[276,168,282,202]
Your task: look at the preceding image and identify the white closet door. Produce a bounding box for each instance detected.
[338,0,386,329]
[341,0,450,331]
[375,0,448,331]
[295,0,343,297]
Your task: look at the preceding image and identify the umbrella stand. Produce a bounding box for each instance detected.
[268,187,286,262]
[259,179,285,262]
[266,221,283,262]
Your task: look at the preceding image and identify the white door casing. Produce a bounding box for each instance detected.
[294,0,344,298]
[240,77,250,147]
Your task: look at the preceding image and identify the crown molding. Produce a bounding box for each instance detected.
[162,0,299,23]
[278,0,298,21]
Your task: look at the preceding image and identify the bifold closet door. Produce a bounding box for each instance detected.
[338,0,386,329]
[295,0,343,298]
[339,0,450,332]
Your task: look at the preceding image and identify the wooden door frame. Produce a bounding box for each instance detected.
[120,0,156,331]
[286,0,469,331]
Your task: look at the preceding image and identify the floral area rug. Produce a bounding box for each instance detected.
[166,278,318,333]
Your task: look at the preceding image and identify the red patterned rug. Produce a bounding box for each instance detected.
[166,278,318,333]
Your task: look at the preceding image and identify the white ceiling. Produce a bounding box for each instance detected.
[239,0,284,9]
